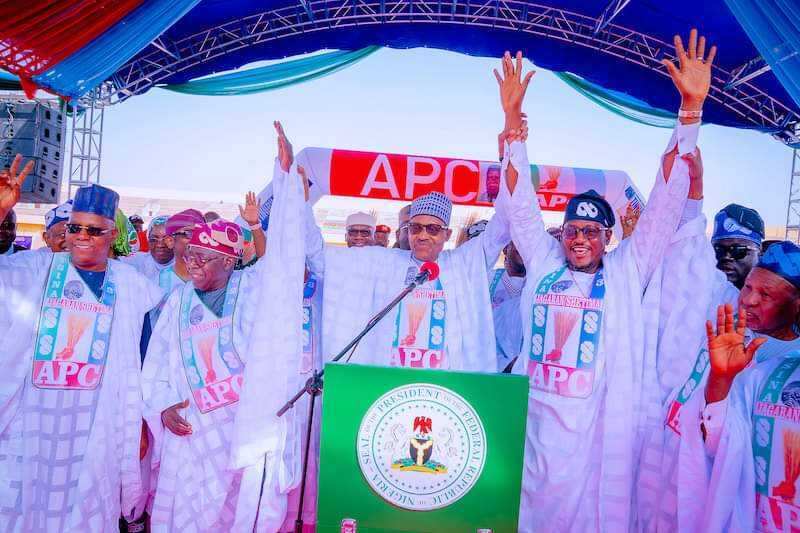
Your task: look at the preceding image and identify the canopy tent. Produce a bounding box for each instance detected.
[1,0,799,145]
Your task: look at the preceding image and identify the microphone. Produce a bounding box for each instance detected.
[414,261,440,284]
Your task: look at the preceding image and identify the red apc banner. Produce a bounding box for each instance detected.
[327,149,576,211]
[329,149,492,206]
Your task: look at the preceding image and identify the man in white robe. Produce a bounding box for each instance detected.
[635,200,769,531]
[121,216,175,281]
[142,123,306,532]
[303,153,510,373]
[495,31,715,530]
[491,241,526,371]
[0,159,162,531]
[678,242,800,532]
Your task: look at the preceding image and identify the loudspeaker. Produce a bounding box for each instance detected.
[0,100,66,203]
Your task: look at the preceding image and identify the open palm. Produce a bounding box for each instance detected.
[661,29,716,105]
[493,51,535,116]
[706,304,766,379]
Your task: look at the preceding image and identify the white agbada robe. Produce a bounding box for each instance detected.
[633,200,741,532]
[142,160,306,532]
[0,250,161,532]
[700,351,800,532]
[282,272,323,531]
[506,122,698,532]
[490,268,525,370]
[307,196,510,373]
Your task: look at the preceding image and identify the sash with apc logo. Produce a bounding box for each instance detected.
[32,253,116,390]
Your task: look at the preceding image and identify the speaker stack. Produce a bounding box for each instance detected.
[0,100,67,203]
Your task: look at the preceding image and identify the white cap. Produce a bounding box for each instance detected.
[346,211,376,229]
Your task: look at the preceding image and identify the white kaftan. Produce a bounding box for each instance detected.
[507,122,698,532]
[0,251,161,532]
[142,160,306,532]
[307,197,510,373]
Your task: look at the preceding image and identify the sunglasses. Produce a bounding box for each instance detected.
[171,230,193,240]
[185,251,224,266]
[408,222,447,236]
[347,228,372,238]
[65,223,112,237]
[561,224,605,241]
[714,243,758,261]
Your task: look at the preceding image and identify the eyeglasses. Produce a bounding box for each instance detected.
[408,222,447,236]
[185,251,223,266]
[714,243,758,261]
[65,223,112,237]
[347,228,372,238]
[148,235,172,244]
[562,224,605,241]
[171,230,193,240]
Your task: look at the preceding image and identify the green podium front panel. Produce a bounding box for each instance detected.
[317,363,529,533]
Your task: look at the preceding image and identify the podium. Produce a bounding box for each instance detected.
[317,363,529,533]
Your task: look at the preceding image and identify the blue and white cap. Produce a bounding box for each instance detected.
[712,204,764,245]
[758,241,800,290]
[44,200,72,230]
[409,191,452,226]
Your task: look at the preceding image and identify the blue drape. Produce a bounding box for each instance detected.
[32,0,202,99]
[161,47,380,96]
[724,0,800,110]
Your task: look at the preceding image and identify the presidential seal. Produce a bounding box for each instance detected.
[357,383,486,511]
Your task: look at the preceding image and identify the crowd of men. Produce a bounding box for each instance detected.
[0,29,798,533]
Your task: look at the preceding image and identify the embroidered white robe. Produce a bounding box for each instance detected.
[0,250,161,532]
[307,198,510,373]
[506,122,698,532]
[142,160,306,532]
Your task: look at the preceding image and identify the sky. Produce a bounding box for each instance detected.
[99,47,792,231]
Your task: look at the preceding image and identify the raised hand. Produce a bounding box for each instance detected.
[274,120,294,172]
[297,165,310,202]
[0,154,34,220]
[238,191,261,225]
[140,421,149,460]
[493,51,535,129]
[705,304,767,403]
[161,399,192,436]
[619,204,641,240]
[661,29,716,111]
[683,147,704,200]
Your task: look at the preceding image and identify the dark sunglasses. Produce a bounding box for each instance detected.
[65,223,112,237]
[171,230,193,240]
[347,228,372,238]
[714,243,758,261]
[562,224,605,241]
[409,222,447,236]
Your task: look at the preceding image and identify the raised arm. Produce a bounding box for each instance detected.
[623,29,714,288]
[239,191,266,260]
[0,154,33,224]
[493,52,560,269]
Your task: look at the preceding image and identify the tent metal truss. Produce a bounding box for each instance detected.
[66,83,112,196]
[106,0,800,145]
[786,147,800,243]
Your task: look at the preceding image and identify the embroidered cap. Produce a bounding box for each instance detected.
[165,209,205,235]
[72,184,119,221]
[409,191,452,226]
[564,189,615,228]
[187,220,244,258]
[44,200,72,230]
[346,211,376,229]
[712,204,764,245]
[757,241,800,290]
